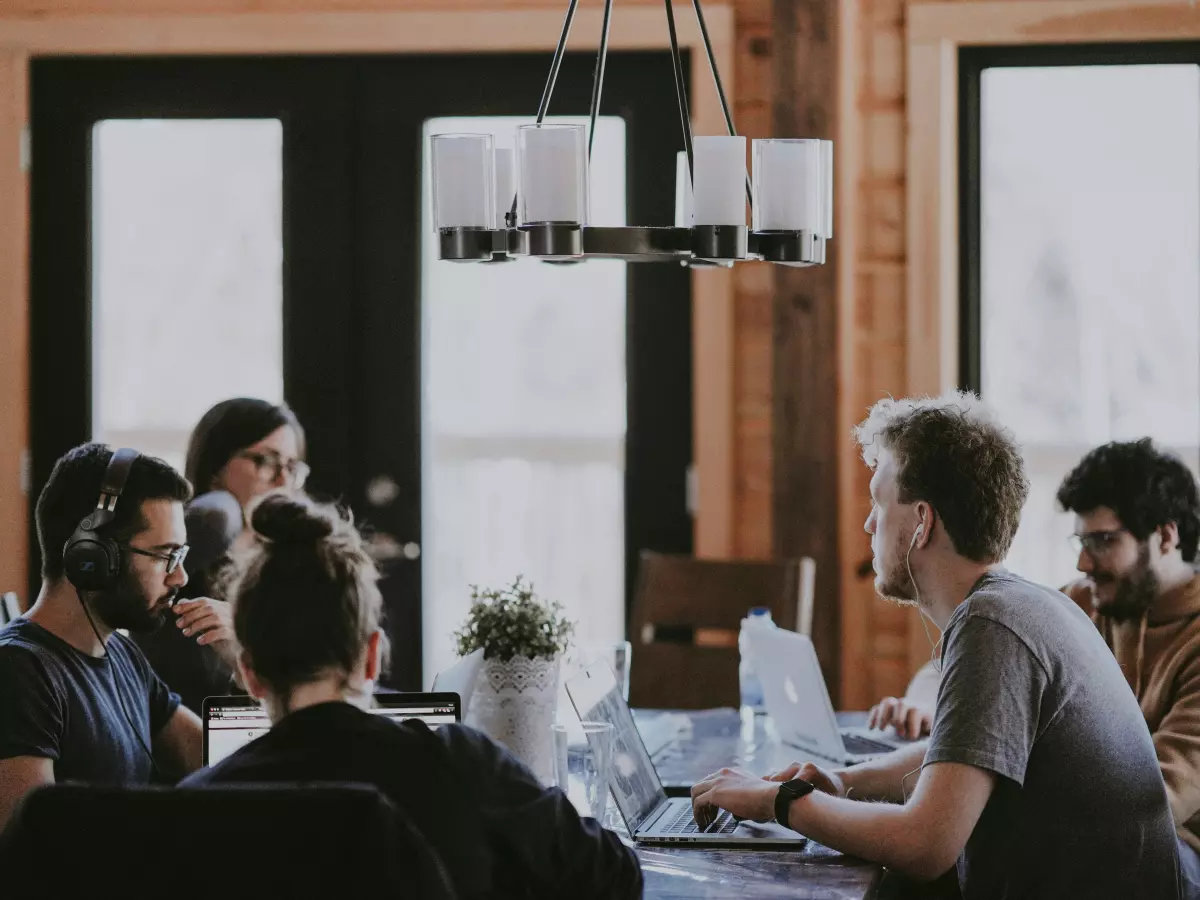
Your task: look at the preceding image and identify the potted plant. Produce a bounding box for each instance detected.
[454,576,574,782]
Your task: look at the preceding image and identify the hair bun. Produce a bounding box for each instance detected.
[251,493,336,545]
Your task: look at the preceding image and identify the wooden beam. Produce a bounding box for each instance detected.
[0,52,29,603]
[0,7,723,54]
[690,9,737,560]
[834,0,866,710]
[909,0,1200,45]
[771,0,842,703]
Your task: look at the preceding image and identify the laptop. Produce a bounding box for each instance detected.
[431,648,485,717]
[202,692,461,766]
[748,627,904,766]
[565,661,807,848]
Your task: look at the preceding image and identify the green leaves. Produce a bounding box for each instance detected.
[453,575,575,663]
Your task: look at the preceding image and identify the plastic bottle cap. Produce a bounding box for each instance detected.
[749,607,771,617]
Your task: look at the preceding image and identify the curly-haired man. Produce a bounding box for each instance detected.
[691,393,1181,899]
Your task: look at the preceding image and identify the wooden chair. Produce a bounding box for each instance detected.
[628,552,816,710]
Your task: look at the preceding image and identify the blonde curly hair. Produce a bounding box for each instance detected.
[853,392,1029,563]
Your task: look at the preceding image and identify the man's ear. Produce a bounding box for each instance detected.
[1159,522,1181,555]
[237,651,268,700]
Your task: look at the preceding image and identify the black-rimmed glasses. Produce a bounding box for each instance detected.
[126,544,189,575]
[236,451,310,488]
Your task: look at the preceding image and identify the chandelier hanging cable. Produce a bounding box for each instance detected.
[429,0,832,266]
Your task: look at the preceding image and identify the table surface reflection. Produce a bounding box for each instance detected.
[631,708,889,900]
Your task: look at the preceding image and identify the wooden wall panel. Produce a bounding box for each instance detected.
[771,0,842,700]
[0,53,29,603]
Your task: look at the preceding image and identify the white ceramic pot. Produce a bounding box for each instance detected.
[467,654,561,784]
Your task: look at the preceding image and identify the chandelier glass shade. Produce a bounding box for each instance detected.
[429,0,832,267]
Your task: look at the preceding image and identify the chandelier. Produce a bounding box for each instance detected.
[428,0,832,267]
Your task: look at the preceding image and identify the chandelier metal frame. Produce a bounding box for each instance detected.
[435,0,829,267]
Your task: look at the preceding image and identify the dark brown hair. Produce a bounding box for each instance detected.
[1058,438,1200,563]
[185,398,306,496]
[853,392,1029,563]
[36,443,192,580]
[227,493,387,702]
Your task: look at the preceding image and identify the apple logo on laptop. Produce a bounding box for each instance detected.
[784,676,799,705]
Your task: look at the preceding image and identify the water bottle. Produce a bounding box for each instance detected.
[738,607,774,714]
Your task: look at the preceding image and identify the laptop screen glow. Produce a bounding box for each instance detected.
[204,697,459,766]
[565,661,665,831]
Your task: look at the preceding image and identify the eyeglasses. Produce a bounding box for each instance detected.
[126,544,190,575]
[236,451,310,488]
[1069,529,1128,559]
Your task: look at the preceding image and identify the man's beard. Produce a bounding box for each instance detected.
[89,567,176,634]
[1094,545,1159,623]
[876,532,920,608]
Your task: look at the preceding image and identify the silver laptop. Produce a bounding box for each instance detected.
[202,693,461,766]
[748,627,904,766]
[565,661,807,848]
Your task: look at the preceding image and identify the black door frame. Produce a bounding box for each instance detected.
[30,52,693,687]
[958,41,1200,394]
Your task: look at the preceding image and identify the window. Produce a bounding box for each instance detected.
[91,119,284,474]
[420,116,628,684]
[966,59,1200,588]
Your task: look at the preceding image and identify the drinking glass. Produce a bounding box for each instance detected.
[551,721,614,820]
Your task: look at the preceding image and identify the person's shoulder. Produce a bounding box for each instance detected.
[957,570,1072,623]
[0,620,61,669]
[185,491,244,572]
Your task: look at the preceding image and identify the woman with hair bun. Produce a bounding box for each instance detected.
[181,493,642,900]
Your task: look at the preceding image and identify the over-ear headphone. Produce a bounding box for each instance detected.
[63,448,140,591]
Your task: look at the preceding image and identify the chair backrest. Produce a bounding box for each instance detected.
[0,592,20,625]
[628,552,816,710]
[0,782,456,899]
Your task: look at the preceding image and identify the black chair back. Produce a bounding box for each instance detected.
[0,782,456,899]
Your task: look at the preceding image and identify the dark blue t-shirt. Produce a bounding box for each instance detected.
[0,618,180,784]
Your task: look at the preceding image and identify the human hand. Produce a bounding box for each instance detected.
[766,761,847,798]
[867,696,933,740]
[173,598,237,666]
[690,767,778,829]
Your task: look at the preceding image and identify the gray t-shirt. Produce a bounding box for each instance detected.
[926,569,1179,900]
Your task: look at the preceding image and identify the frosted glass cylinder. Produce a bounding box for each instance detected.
[752,138,821,232]
[495,148,515,229]
[693,136,746,226]
[430,133,495,231]
[820,140,834,239]
[517,123,589,225]
[674,151,694,227]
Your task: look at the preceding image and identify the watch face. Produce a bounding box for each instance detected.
[785,778,815,796]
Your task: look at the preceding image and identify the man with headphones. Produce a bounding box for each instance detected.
[0,443,221,831]
[690,394,1181,899]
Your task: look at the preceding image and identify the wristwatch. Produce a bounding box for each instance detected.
[774,777,815,828]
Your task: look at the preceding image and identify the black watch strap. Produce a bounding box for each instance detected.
[774,778,815,828]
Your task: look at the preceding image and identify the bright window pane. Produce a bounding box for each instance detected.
[421,116,627,685]
[92,119,284,474]
[980,65,1200,587]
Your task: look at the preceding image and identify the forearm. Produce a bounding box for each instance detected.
[837,740,928,803]
[786,790,950,881]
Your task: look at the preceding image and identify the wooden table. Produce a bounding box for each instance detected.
[625,709,875,898]
[631,709,943,900]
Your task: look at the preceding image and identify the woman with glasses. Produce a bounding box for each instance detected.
[134,397,309,714]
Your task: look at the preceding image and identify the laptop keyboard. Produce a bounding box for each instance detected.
[660,806,738,836]
[841,732,896,756]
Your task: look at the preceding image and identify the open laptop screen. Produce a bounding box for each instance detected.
[203,693,461,766]
[565,662,664,831]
